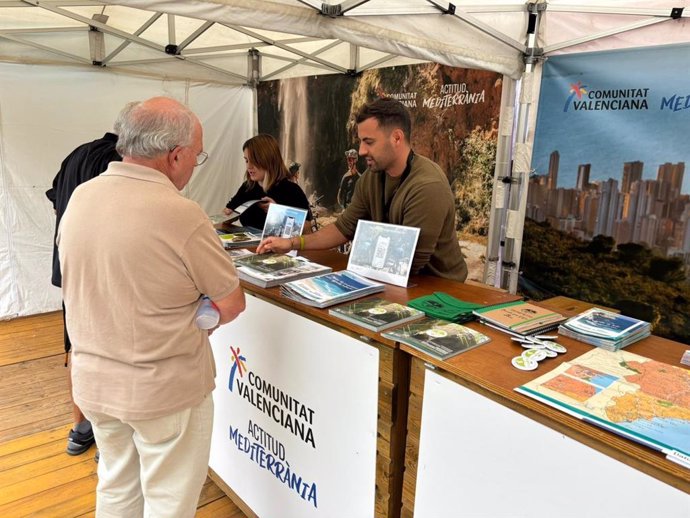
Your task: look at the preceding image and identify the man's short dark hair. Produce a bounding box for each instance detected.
[355,98,411,141]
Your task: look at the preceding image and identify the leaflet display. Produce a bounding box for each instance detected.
[347,220,420,287]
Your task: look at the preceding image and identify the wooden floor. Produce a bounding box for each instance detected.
[0,311,247,517]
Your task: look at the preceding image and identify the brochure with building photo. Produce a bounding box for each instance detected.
[261,203,308,241]
[347,220,420,287]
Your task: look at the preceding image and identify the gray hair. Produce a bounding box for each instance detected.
[112,101,139,135]
[115,97,196,159]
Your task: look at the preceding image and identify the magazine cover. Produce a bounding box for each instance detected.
[382,317,491,360]
[329,297,424,331]
[234,253,303,274]
[218,231,261,248]
[347,220,420,287]
[562,308,649,339]
[283,271,384,305]
[261,203,308,240]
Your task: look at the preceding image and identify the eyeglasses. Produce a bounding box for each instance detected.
[170,146,209,167]
[195,151,209,167]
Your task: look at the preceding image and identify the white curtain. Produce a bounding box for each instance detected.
[0,63,252,318]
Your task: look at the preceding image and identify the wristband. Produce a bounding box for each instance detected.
[299,236,305,250]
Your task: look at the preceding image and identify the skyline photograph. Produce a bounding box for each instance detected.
[531,44,690,194]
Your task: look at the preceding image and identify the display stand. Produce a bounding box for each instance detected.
[399,301,690,518]
[208,250,519,518]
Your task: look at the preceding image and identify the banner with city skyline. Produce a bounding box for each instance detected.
[524,43,690,343]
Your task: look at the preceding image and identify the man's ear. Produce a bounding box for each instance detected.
[391,128,404,146]
[167,146,181,168]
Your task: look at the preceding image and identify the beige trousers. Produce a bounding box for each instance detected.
[83,394,214,518]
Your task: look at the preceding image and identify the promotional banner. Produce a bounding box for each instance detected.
[526,44,690,343]
[256,63,503,281]
[209,296,379,518]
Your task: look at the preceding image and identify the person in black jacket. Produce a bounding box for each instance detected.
[45,103,135,457]
[223,134,312,231]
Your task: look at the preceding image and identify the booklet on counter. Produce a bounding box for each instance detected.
[225,248,255,260]
[472,300,567,337]
[234,252,332,288]
[382,317,491,360]
[218,230,262,249]
[558,307,651,351]
[328,297,424,332]
[281,270,385,308]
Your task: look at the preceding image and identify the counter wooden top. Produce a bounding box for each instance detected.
[400,305,690,494]
[237,249,521,348]
[230,247,690,493]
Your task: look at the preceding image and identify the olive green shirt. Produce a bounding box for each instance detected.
[335,153,467,281]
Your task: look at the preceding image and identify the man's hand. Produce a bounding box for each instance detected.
[223,207,233,215]
[256,236,292,254]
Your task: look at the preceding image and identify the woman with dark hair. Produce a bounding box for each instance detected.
[223,134,312,231]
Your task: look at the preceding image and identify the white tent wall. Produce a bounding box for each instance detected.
[0,63,252,318]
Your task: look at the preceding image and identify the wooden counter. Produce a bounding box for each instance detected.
[214,246,688,517]
[399,302,690,517]
[230,249,520,518]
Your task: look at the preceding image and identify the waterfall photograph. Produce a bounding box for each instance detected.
[256,63,502,281]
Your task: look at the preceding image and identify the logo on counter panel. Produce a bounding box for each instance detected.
[225,344,319,508]
[228,346,247,392]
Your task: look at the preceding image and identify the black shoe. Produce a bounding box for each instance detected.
[66,426,95,456]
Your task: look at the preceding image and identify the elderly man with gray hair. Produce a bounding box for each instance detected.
[58,97,245,517]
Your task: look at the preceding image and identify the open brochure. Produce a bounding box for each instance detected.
[225,199,262,223]
[234,253,332,288]
[347,220,420,287]
[280,270,385,308]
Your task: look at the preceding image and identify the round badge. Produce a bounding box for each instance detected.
[367,307,387,315]
[425,329,447,338]
[520,341,545,349]
[511,356,538,371]
[542,341,567,354]
[542,348,558,358]
[522,348,547,362]
[262,258,277,265]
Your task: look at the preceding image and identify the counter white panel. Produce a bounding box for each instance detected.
[415,369,689,518]
[209,295,379,518]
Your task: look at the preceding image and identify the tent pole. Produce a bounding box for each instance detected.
[487,1,545,293]
[484,75,517,288]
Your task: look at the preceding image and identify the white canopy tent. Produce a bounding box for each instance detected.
[1,0,688,318]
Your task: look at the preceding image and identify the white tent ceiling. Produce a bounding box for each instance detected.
[2,1,686,86]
